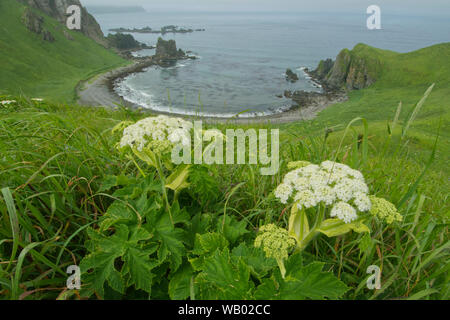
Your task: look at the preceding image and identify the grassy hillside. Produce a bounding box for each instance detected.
[284,43,450,198]
[310,43,450,140]
[0,0,127,102]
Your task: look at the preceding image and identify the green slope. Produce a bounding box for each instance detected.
[0,0,127,102]
[314,43,450,135]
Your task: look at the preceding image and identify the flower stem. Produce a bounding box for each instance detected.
[155,156,174,226]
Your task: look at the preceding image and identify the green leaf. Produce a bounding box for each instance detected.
[165,164,191,192]
[99,201,137,231]
[197,248,254,300]
[185,213,213,247]
[317,218,370,237]
[288,204,309,243]
[80,225,157,297]
[123,247,158,293]
[216,215,249,244]
[231,243,277,280]
[133,147,157,167]
[358,233,374,257]
[188,165,220,205]
[255,254,348,300]
[147,210,187,272]
[192,232,229,256]
[99,175,132,192]
[168,263,194,300]
[190,232,229,271]
[80,250,124,297]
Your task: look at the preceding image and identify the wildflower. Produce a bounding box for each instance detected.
[369,196,403,224]
[254,224,296,278]
[1,100,16,105]
[294,189,317,210]
[330,202,358,223]
[274,183,293,204]
[274,161,371,223]
[353,192,371,212]
[119,115,193,152]
[32,98,43,102]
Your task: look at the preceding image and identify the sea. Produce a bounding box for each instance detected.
[92,10,450,118]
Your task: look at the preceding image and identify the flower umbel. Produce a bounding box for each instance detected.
[254,224,296,278]
[274,161,371,224]
[118,115,193,153]
[369,196,403,224]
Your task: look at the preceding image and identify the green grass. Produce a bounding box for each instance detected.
[307,43,450,158]
[0,88,448,299]
[0,0,128,103]
[0,11,448,299]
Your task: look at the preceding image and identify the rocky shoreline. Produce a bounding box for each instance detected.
[78,40,365,124]
[77,58,347,124]
[110,25,206,35]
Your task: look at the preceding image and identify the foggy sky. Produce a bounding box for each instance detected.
[80,0,450,15]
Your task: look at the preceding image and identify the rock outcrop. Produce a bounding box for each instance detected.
[285,68,299,83]
[22,7,43,34]
[21,7,54,42]
[17,0,107,46]
[309,44,381,91]
[155,37,185,59]
[154,37,189,66]
[309,58,334,81]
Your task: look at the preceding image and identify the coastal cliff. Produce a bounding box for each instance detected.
[284,44,383,110]
[17,0,107,46]
[310,44,383,91]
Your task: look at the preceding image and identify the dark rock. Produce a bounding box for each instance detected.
[310,58,334,81]
[18,0,107,46]
[284,89,346,109]
[155,37,178,58]
[154,37,188,67]
[22,7,43,34]
[285,68,299,82]
[42,30,55,42]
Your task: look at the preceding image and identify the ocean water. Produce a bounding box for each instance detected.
[93,11,450,117]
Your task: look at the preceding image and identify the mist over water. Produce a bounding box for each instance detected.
[93,11,450,117]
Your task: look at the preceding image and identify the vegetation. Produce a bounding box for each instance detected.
[0,0,127,103]
[0,79,448,299]
[106,33,146,50]
[0,0,448,300]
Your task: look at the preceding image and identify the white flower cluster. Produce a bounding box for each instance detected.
[1,100,16,105]
[275,161,371,223]
[119,115,193,151]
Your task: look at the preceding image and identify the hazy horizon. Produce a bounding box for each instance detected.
[81,0,450,16]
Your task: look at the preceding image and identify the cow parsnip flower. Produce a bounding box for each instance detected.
[330,202,358,224]
[119,115,193,152]
[274,183,293,204]
[369,196,403,224]
[274,161,371,224]
[1,100,16,105]
[254,224,296,278]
